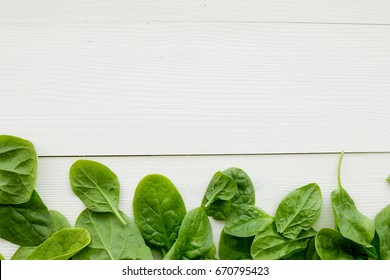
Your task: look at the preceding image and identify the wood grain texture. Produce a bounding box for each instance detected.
[1,153,389,259]
[1,22,390,156]
[0,0,390,24]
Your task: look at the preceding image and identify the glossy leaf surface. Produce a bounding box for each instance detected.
[133,174,186,253]
[69,159,126,225]
[73,209,153,260]
[0,135,38,204]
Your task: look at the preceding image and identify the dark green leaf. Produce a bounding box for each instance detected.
[0,135,38,204]
[203,171,237,208]
[133,174,186,254]
[219,231,253,260]
[306,238,321,260]
[69,159,126,225]
[331,152,375,246]
[224,204,273,237]
[26,228,91,260]
[73,209,153,260]
[0,190,52,245]
[164,207,213,260]
[315,228,377,260]
[374,204,390,259]
[251,223,315,260]
[275,183,322,239]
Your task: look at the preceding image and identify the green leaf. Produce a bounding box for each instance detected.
[73,209,153,260]
[11,246,36,260]
[224,204,273,237]
[69,159,126,225]
[251,223,316,260]
[0,253,4,260]
[202,171,237,208]
[26,228,91,260]
[133,174,186,254]
[0,135,38,204]
[0,190,52,246]
[331,152,375,246]
[164,207,213,260]
[219,231,253,260]
[315,228,377,260]
[305,238,321,260]
[202,168,255,220]
[374,204,390,259]
[49,210,71,234]
[275,183,322,239]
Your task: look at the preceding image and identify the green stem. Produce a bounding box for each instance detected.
[113,208,127,225]
[337,151,345,190]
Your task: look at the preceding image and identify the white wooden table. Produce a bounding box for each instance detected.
[1,0,390,260]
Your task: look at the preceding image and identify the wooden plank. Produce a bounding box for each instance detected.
[1,23,390,156]
[1,153,390,259]
[0,0,390,24]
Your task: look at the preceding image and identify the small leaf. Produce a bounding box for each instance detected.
[224,204,273,237]
[73,209,153,260]
[49,210,71,234]
[0,190,52,246]
[11,246,36,260]
[203,171,237,208]
[133,174,186,253]
[331,152,375,246]
[27,228,91,260]
[0,253,4,260]
[69,159,126,225]
[374,204,390,259]
[275,183,322,239]
[0,135,38,204]
[164,207,213,260]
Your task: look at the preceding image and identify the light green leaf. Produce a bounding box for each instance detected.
[374,204,390,259]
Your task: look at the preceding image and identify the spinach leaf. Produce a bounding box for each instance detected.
[164,207,213,260]
[275,183,322,239]
[11,246,36,260]
[251,223,316,260]
[0,135,38,204]
[49,210,71,234]
[315,228,377,260]
[69,159,126,225]
[331,152,375,246]
[374,204,390,259]
[206,167,256,220]
[224,204,273,237]
[306,238,320,260]
[73,209,153,260]
[202,171,237,208]
[219,231,253,260]
[133,174,186,254]
[26,228,91,260]
[0,253,4,260]
[0,190,52,245]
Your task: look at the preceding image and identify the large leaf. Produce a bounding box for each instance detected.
[224,204,273,237]
[251,223,316,260]
[133,174,186,254]
[0,190,52,246]
[315,228,377,260]
[69,159,126,225]
[26,228,91,260]
[331,152,375,246]
[219,231,253,260]
[374,204,390,259]
[0,135,38,204]
[164,207,213,260]
[73,209,153,260]
[275,183,322,239]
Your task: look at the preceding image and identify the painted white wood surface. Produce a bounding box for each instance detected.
[1,23,390,156]
[1,153,390,259]
[1,0,390,24]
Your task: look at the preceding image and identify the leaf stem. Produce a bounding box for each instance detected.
[113,208,127,225]
[337,151,345,189]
